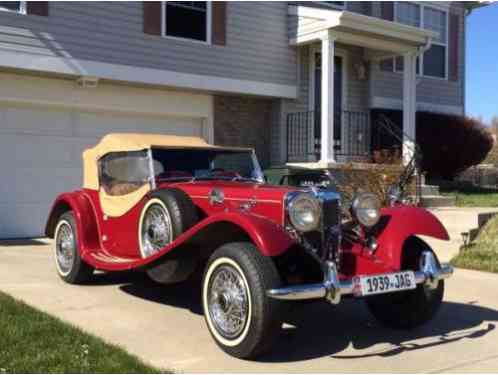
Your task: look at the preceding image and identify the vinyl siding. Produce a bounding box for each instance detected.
[0,1,296,86]
[370,2,465,109]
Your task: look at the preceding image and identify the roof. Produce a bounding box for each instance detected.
[82,133,253,190]
[87,133,252,155]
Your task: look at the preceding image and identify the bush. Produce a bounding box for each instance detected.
[417,112,493,179]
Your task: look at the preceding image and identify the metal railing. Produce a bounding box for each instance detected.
[286,110,371,162]
[286,110,319,162]
[335,110,371,161]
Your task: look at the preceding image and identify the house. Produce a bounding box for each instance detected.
[0,1,482,238]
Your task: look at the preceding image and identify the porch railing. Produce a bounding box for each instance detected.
[286,110,371,163]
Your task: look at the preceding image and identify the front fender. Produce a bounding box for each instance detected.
[374,205,449,269]
[140,211,296,268]
[45,192,100,255]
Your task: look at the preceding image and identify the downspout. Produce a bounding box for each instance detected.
[415,36,432,86]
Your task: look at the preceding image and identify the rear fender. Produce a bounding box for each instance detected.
[373,205,449,270]
[45,192,100,255]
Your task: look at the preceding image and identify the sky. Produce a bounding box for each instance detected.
[466,2,498,124]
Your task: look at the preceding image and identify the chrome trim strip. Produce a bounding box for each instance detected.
[267,251,453,304]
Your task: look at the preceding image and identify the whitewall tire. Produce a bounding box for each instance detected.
[53,211,93,284]
[202,242,282,359]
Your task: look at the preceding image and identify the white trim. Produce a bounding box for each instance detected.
[161,1,212,45]
[0,50,297,99]
[0,1,26,14]
[371,96,464,115]
[289,5,437,44]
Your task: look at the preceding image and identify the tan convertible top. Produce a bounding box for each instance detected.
[83,133,253,190]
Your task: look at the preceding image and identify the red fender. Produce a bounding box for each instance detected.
[375,205,449,269]
[45,192,100,256]
[343,205,449,277]
[141,211,296,268]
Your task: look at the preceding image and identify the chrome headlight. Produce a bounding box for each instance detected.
[288,193,321,232]
[351,193,381,227]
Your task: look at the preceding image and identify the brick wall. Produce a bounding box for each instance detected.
[214,95,274,168]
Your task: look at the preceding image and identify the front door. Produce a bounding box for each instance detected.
[313,51,343,158]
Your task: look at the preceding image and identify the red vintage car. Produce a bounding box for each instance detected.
[46,133,453,359]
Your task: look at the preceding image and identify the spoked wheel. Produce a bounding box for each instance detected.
[139,189,199,284]
[54,211,93,284]
[207,261,250,341]
[139,198,173,258]
[202,242,282,359]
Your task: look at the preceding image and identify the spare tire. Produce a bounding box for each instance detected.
[138,188,198,284]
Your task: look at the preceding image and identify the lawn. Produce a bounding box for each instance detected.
[441,186,498,207]
[0,292,162,373]
[451,215,498,273]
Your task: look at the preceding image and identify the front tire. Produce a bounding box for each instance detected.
[202,242,282,359]
[366,237,444,329]
[54,211,93,284]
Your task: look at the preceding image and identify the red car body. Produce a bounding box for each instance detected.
[45,133,454,359]
[46,180,449,276]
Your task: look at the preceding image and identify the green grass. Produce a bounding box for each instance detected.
[0,292,163,373]
[451,215,498,273]
[441,186,498,207]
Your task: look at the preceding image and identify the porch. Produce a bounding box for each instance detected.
[286,5,438,167]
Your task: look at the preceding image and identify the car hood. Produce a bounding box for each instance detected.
[163,180,298,204]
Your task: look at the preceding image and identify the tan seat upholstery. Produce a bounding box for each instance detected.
[106,182,142,196]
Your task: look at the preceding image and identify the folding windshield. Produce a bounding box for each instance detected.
[151,148,264,183]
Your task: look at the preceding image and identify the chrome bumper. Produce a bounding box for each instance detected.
[267,251,453,305]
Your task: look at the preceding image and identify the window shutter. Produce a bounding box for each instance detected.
[27,2,48,16]
[212,2,226,46]
[143,2,161,36]
[381,2,394,21]
[449,13,460,81]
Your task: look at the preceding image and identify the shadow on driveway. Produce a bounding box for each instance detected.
[87,272,498,363]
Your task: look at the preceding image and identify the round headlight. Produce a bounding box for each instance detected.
[351,193,381,227]
[288,193,321,232]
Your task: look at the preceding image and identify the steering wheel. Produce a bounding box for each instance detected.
[211,168,241,180]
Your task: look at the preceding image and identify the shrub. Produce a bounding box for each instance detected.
[416,112,493,179]
[372,110,494,179]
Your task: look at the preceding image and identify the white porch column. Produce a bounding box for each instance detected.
[402,51,417,165]
[320,31,335,164]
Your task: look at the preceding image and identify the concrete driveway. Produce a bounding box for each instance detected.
[1,239,498,373]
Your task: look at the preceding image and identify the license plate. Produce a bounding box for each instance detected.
[355,271,416,297]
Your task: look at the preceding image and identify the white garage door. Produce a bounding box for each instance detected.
[0,104,205,238]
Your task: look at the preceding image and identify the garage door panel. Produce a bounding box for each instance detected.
[0,103,206,238]
[76,112,202,138]
[0,203,49,238]
[0,167,81,205]
[1,106,73,136]
[0,134,97,169]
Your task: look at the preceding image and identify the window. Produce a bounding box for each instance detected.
[380,2,448,79]
[163,2,211,43]
[99,151,151,196]
[422,7,447,78]
[396,2,420,27]
[0,1,26,14]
